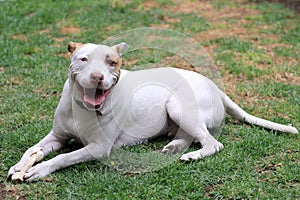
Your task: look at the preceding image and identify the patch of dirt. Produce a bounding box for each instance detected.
[110,0,132,7]
[0,183,25,200]
[12,34,28,42]
[204,7,261,23]
[190,2,263,43]
[162,15,181,23]
[60,26,81,35]
[194,26,252,43]
[150,15,181,28]
[162,55,193,69]
[168,0,214,14]
[164,0,265,60]
[204,178,224,198]
[150,23,170,28]
[256,162,283,174]
[53,37,66,42]
[34,89,61,99]
[169,0,261,21]
[38,29,51,34]
[123,58,138,67]
[27,12,35,17]
[221,72,249,99]
[5,76,24,87]
[0,183,6,200]
[57,52,71,59]
[165,1,264,48]
[104,24,123,32]
[139,1,160,10]
[255,42,300,85]
[266,72,300,85]
[37,28,69,47]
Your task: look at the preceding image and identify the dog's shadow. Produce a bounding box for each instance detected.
[50,137,202,175]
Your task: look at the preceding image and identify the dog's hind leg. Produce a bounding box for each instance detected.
[179,125,224,161]
[161,128,193,154]
[166,95,223,160]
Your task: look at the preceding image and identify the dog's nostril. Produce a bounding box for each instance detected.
[90,73,104,82]
[99,74,104,81]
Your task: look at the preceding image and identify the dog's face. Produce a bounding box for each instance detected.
[68,42,128,109]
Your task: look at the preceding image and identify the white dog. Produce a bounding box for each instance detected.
[8,42,298,181]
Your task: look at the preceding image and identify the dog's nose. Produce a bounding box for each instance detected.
[90,73,104,84]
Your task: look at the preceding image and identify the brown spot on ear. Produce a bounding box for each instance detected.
[114,45,122,55]
[68,42,84,53]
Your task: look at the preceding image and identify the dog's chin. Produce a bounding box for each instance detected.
[74,81,112,110]
[83,101,102,111]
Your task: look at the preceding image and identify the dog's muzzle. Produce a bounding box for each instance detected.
[74,80,112,109]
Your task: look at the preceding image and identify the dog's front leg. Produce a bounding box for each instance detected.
[24,143,105,181]
[7,131,66,180]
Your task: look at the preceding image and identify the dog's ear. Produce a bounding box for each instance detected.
[113,42,129,56]
[68,42,83,53]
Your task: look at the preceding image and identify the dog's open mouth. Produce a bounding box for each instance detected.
[75,81,111,109]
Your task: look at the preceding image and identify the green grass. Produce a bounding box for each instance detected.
[1,0,299,199]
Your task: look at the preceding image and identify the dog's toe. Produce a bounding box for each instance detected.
[7,165,22,181]
[180,152,201,161]
[162,139,189,154]
[161,145,176,154]
[180,153,192,161]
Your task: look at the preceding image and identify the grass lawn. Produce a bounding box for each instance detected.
[1,0,299,199]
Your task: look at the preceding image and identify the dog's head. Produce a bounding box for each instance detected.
[68,42,128,110]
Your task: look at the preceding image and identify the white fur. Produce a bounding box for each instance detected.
[8,43,298,181]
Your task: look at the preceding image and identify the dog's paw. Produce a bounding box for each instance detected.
[161,145,175,154]
[180,152,201,161]
[24,161,53,182]
[7,168,16,181]
[180,142,224,161]
[7,162,25,181]
[161,143,180,154]
[162,139,189,154]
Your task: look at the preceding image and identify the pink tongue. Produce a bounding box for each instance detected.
[83,94,105,107]
[83,89,110,107]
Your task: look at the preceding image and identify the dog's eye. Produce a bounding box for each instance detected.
[79,57,88,62]
[107,59,117,66]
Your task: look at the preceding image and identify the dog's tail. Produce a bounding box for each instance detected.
[222,93,298,134]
